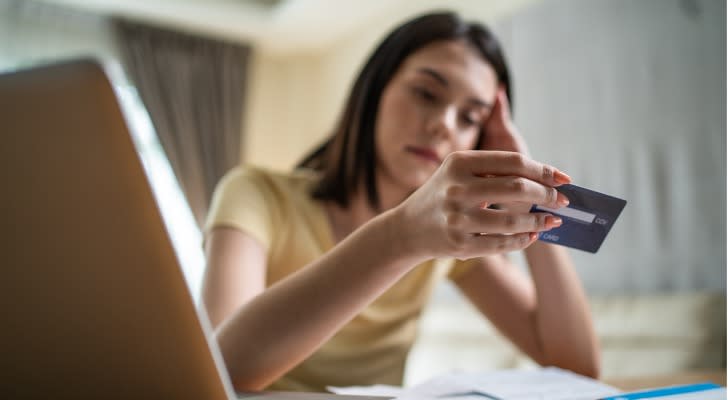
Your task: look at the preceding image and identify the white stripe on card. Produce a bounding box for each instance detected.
[534,205,596,224]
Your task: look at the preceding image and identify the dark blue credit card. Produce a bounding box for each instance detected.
[529,184,627,253]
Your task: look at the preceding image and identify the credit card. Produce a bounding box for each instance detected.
[530,184,626,253]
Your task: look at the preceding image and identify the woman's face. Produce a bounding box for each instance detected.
[375,39,498,191]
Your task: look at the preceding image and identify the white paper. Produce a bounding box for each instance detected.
[326,384,404,397]
[329,368,725,400]
[394,372,489,399]
[392,367,620,400]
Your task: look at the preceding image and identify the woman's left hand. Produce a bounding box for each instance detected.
[480,87,530,157]
[480,88,553,214]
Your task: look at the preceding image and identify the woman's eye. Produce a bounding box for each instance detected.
[413,87,437,102]
[460,113,478,127]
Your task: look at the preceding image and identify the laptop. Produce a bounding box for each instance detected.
[0,59,387,400]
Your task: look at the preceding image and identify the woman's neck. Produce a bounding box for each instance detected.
[324,170,411,243]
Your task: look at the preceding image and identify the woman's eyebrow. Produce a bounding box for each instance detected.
[416,67,493,110]
[417,67,450,87]
[469,98,492,110]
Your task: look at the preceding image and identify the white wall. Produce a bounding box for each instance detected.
[0,0,116,65]
[491,0,725,293]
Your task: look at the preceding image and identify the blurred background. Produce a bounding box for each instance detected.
[1,0,724,386]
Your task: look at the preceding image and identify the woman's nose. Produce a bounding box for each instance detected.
[427,106,458,140]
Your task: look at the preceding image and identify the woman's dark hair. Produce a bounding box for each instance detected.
[297,11,512,210]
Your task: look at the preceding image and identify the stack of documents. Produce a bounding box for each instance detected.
[330,367,619,399]
[394,368,619,399]
[329,368,726,399]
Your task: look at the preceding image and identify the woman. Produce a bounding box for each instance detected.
[202,11,600,392]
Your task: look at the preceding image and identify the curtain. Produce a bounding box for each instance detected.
[114,19,250,228]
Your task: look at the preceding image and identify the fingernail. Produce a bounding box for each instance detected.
[546,215,563,228]
[529,232,539,241]
[557,193,570,207]
[554,170,572,185]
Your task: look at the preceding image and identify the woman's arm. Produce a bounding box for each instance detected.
[523,241,600,377]
[203,151,568,391]
[451,244,600,378]
[203,227,267,329]
[460,87,599,377]
[204,212,424,391]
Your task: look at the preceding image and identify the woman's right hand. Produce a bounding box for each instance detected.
[392,150,571,261]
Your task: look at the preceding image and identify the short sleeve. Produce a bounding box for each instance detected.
[203,166,278,250]
[447,257,481,282]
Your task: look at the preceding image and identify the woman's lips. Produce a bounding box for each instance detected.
[405,146,441,164]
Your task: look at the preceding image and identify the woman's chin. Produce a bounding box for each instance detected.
[379,160,437,193]
[400,171,434,191]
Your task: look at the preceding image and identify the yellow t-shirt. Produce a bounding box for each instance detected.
[204,165,474,392]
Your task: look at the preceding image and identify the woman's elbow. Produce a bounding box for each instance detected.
[230,375,268,394]
[536,350,601,380]
[579,340,602,379]
[225,360,275,393]
[576,359,601,380]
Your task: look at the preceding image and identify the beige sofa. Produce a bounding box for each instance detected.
[405,290,725,385]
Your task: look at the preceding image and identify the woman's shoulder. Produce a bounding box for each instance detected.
[218,164,319,200]
[220,164,313,183]
[206,165,322,239]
